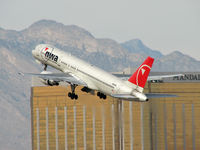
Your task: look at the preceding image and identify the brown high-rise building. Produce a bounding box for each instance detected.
[31,82,200,150]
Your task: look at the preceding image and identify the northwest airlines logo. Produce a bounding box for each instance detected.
[136,65,151,86]
[44,50,58,62]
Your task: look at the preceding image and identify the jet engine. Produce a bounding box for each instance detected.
[46,79,59,86]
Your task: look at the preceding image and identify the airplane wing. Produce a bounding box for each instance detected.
[19,72,87,86]
[111,93,177,101]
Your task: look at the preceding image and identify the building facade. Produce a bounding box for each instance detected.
[31,82,200,150]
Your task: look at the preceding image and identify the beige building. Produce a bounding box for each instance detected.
[31,82,200,150]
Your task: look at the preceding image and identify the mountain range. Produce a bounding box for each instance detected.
[0,19,199,150]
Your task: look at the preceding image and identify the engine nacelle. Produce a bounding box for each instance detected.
[46,79,59,86]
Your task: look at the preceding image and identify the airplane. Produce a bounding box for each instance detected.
[28,44,183,102]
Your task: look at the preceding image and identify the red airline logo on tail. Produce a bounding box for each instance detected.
[128,56,154,88]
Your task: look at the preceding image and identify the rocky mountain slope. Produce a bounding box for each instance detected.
[0,19,199,150]
[121,39,163,58]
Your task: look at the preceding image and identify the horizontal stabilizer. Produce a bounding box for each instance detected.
[111,93,177,101]
[111,94,137,99]
[111,94,141,101]
[146,93,177,98]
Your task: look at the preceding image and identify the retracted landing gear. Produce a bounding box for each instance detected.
[97,92,107,100]
[68,84,78,100]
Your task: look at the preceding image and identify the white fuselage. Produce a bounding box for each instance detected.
[32,44,136,96]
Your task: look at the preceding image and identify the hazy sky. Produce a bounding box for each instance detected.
[0,0,199,60]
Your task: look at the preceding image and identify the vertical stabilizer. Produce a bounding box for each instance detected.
[128,56,154,90]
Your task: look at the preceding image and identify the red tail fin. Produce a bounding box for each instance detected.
[128,56,154,88]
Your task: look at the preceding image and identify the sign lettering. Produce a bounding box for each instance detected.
[173,74,200,81]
